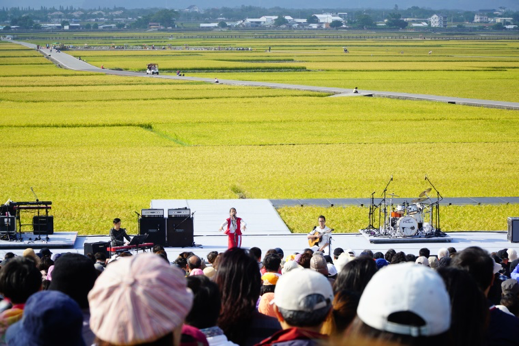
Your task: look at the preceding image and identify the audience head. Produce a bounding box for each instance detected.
[274,248,284,260]
[327,263,337,278]
[22,248,40,266]
[419,248,430,258]
[274,269,333,329]
[333,290,361,334]
[437,266,488,346]
[281,260,301,275]
[48,253,98,309]
[438,256,451,268]
[405,254,416,263]
[333,248,345,260]
[390,252,407,264]
[429,256,439,270]
[415,256,429,267]
[94,252,107,262]
[88,253,193,345]
[438,248,449,259]
[187,255,202,271]
[384,249,396,262]
[451,246,494,295]
[152,245,165,253]
[361,249,374,258]
[373,252,384,259]
[334,256,377,294]
[264,254,282,273]
[248,247,261,262]
[298,252,313,269]
[507,248,517,262]
[310,254,329,276]
[185,275,221,329]
[215,247,261,345]
[0,257,42,304]
[502,279,519,296]
[447,247,457,256]
[5,291,85,346]
[349,263,451,345]
[38,248,52,259]
[375,258,389,270]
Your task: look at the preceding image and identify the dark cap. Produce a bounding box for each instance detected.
[5,290,85,346]
[333,247,344,257]
[39,248,52,257]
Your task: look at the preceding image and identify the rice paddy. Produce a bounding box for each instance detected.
[1,34,518,234]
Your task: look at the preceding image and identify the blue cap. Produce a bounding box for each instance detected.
[375,258,389,269]
[6,290,85,346]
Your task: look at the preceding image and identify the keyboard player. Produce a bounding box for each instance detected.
[109,218,131,246]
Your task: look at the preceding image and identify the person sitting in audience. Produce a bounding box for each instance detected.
[259,273,279,318]
[334,257,377,295]
[297,252,312,269]
[390,252,407,264]
[263,254,282,277]
[281,260,300,275]
[333,248,344,262]
[429,256,439,270]
[346,262,452,346]
[332,290,360,334]
[405,254,416,262]
[447,247,457,257]
[310,254,334,286]
[508,249,518,273]
[22,248,40,267]
[497,279,519,318]
[438,248,449,259]
[415,256,429,267]
[186,275,237,346]
[94,252,107,272]
[419,248,430,258]
[384,249,396,263]
[49,253,99,345]
[437,266,488,346]
[5,291,85,346]
[0,257,42,341]
[187,255,202,275]
[88,253,194,346]
[256,269,333,346]
[452,246,519,346]
[215,248,280,346]
[373,252,384,260]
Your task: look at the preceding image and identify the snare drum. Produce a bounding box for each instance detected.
[397,216,418,237]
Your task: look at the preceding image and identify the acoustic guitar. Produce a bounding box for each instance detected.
[308,228,334,247]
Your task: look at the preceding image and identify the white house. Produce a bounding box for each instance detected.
[200,23,219,28]
[474,14,489,23]
[313,14,344,24]
[430,14,447,28]
[495,17,513,24]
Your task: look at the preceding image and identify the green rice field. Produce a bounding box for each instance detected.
[1,34,519,234]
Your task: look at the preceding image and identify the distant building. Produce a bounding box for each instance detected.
[430,14,447,28]
[474,14,489,23]
[148,22,162,29]
[495,17,513,24]
[185,5,199,13]
[313,14,344,24]
[200,23,218,28]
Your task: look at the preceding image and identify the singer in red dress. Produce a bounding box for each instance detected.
[219,207,246,249]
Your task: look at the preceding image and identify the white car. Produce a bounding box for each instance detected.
[146,64,159,75]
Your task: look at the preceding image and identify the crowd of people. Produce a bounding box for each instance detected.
[0,243,518,346]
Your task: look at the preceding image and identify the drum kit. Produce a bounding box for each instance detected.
[364,176,444,238]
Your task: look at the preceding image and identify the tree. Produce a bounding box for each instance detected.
[61,20,70,28]
[3,25,11,31]
[492,23,505,30]
[11,15,34,29]
[330,20,343,29]
[33,23,41,29]
[92,23,98,29]
[218,21,228,28]
[386,13,408,29]
[116,23,125,29]
[84,23,91,29]
[307,15,318,24]
[274,16,288,27]
[355,14,374,28]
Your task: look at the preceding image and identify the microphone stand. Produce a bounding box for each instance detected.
[425,176,443,233]
[380,176,393,234]
[367,191,377,230]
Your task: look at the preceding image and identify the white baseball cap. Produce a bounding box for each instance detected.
[357,262,450,337]
[274,269,333,312]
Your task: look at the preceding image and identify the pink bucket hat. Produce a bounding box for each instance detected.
[88,253,193,345]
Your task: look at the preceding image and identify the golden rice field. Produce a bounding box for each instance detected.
[1,36,519,235]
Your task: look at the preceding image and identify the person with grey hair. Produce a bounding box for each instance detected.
[256,269,333,346]
[438,248,449,259]
[429,256,439,270]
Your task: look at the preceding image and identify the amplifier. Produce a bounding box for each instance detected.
[84,241,110,258]
[508,217,519,243]
[141,209,164,218]
[167,216,194,247]
[139,217,166,247]
[32,216,54,235]
[168,208,191,218]
[0,216,16,234]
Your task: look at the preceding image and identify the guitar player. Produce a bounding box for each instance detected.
[307,215,333,254]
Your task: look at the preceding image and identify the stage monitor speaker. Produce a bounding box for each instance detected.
[32,216,54,235]
[139,217,166,247]
[167,217,194,247]
[0,216,16,234]
[508,217,519,243]
[84,241,110,258]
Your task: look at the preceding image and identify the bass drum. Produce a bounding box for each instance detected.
[397,216,418,237]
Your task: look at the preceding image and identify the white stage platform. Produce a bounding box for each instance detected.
[150,199,291,235]
[1,232,515,263]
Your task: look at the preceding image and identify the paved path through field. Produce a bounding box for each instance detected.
[8,39,519,111]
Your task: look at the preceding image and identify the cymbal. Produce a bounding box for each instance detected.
[419,188,432,198]
[412,197,428,203]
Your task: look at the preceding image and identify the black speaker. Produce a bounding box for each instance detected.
[508,217,519,243]
[0,216,16,234]
[84,241,110,258]
[139,217,166,247]
[167,217,194,247]
[32,216,54,235]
